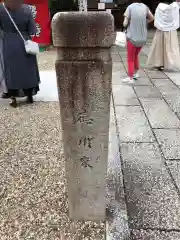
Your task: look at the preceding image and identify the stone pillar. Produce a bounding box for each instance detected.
[52,12,115,221]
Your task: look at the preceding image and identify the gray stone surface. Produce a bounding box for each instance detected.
[165,72,180,86]
[152,78,180,117]
[145,70,167,79]
[106,107,130,240]
[133,77,153,86]
[140,98,180,128]
[167,161,180,191]
[52,12,115,47]
[113,85,139,106]
[112,62,122,71]
[56,62,112,221]
[115,106,154,142]
[151,78,178,94]
[112,71,127,85]
[136,69,147,78]
[132,230,180,240]
[134,86,161,98]
[52,12,114,221]
[154,129,180,159]
[120,143,180,229]
[112,53,122,62]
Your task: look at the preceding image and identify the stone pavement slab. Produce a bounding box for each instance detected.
[112,71,127,85]
[140,98,180,129]
[120,143,180,230]
[165,72,180,86]
[145,70,167,79]
[115,106,155,142]
[113,85,139,106]
[112,54,122,62]
[133,77,153,86]
[135,69,148,78]
[134,86,162,98]
[152,78,180,117]
[113,38,180,239]
[154,129,180,160]
[151,78,178,92]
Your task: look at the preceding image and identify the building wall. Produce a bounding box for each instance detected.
[87,0,158,30]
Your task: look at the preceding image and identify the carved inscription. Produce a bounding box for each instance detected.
[80,156,93,169]
[76,111,96,169]
[76,111,94,125]
[79,137,93,148]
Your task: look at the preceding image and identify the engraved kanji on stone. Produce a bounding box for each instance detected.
[77,111,94,125]
[80,156,93,169]
[79,137,94,148]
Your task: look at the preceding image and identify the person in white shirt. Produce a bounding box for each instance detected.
[122,0,154,84]
[147,0,180,70]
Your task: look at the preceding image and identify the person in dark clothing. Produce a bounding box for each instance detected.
[0,0,40,107]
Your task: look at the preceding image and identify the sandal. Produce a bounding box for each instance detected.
[9,97,17,108]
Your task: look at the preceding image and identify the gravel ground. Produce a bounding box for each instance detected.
[37,49,56,71]
[0,91,105,237]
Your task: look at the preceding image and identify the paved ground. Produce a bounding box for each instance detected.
[107,33,180,239]
[1,32,180,239]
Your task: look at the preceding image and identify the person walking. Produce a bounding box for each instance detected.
[0,0,40,107]
[147,0,180,70]
[122,0,154,84]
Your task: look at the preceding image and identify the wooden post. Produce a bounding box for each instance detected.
[52,12,115,221]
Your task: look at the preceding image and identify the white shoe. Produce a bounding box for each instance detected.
[122,77,135,84]
[133,72,139,79]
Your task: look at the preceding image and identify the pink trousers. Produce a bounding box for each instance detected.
[127,40,142,78]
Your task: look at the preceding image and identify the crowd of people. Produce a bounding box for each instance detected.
[122,0,180,84]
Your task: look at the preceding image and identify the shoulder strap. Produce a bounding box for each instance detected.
[2,3,25,42]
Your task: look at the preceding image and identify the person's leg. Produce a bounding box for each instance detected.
[8,89,17,108]
[127,40,136,78]
[134,46,142,78]
[24,88,34,103]
[123,40,136,83]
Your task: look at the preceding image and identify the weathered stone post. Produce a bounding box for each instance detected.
[52,12,115,221]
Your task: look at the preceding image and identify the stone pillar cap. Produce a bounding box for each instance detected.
[52,12,115,48]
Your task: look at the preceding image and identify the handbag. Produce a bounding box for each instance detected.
[115,31,127,48]
[3,3,39,55]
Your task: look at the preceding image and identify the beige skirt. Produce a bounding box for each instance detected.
[146,30,180,69]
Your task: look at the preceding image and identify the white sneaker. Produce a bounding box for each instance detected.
[133,73,139,79]
[122,77,135,84]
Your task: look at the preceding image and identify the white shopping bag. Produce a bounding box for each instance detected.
[115,31,127,48]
